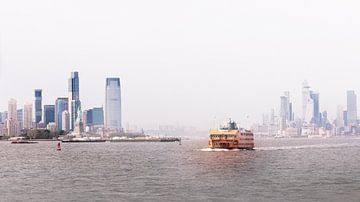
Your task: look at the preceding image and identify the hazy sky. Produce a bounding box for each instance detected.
[1,0,360,130]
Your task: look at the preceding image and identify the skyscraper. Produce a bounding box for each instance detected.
[310,91,320,126]
[105,78,122,131]
[7,99,19,136]
[85,109,93,127]
[343,110,348,127]
[17,109,23,130]
[6,118,18,137]
[289,103,294,121]
[92,107,104,127]
[336,105,344,128]
[1,111,8,124]
[44,105,55,126]
[84,107,104,131]
[280,95,288,131]
[82,110,88,128]
[68,72,81,130]
[24,103,33,129]
[302,81,314,124]
[280,91,293,131]
[55,98,69,132]
[35,89,42,125]
[8,99,17,121]
[347,90,357,127]
[302,81,311,123]
[62,110,70,131]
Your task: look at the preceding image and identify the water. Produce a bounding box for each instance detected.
[1,138,360,202]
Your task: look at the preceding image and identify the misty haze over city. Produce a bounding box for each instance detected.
[2,1,360,202]
[1,0,360,130]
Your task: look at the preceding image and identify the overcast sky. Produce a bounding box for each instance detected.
[1,0,360,130]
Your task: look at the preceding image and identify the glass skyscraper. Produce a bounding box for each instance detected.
[93,107,104,127]
[44,105,55,126]
[310,91,320,126]
[105,78,122,131]
[347,90,357,127]
[68,72,81,130]
[35,89,42,124]
[85,109,93,127]
[16,109,23,130]
[55,98,68,132]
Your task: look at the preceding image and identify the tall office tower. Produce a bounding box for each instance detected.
[336,106,344,128]
[270,108,275,125]
[343,110,348,127]
[302,81,314,124]
[7,99,18,136]
[0,123,6,136]
[321,111,328,128]
[44,105,55,126]
[280,91,293,130]
[347,90,357,127]
[84,107,104,130]
[1,111,8,123]
[24,103,33,129]
[92,107,104,127]
[55,98,69,132]
[280,95,288,131]
[8,99,17,121]
[16,109,23,130]
[6,118,18,137]
[284,91,291,121]
[85,109,93,127]
[289,103,294,121]
[82,110,87,127]
[68,72,81,130]
[62,110,70,131]
[35,89,42,125]
[105,78,122,131]
[310,91,320,126]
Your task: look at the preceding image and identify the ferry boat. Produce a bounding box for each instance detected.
[208,119,254,150]
[61,137,106,143]
[110,136,181,143]
[9,137,38,144]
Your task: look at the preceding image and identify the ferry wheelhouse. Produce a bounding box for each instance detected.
[208,119,254,150]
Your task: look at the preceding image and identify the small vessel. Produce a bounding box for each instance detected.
[10,137,38,144]
[61,137,106,143]
[110,136,181,143]
[208,119,254,150]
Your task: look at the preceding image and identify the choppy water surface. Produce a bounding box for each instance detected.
[1,138,360,202]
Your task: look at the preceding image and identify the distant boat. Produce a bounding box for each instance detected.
[208,119,255,150]
[274,134,285,138]
[307,134,324,139]
[9,137,38,144]
[61,137,106,143]
[110,136,181,143]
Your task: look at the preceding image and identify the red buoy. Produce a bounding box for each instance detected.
[57,142,61,151]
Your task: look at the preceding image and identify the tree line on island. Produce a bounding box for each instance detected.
[20,129,68,140]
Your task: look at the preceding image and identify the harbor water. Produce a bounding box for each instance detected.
[0,137,359,202]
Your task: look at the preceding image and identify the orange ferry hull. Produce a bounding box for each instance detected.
[208,138,254,150]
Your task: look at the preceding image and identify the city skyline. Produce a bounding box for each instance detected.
[1,72,360,131]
